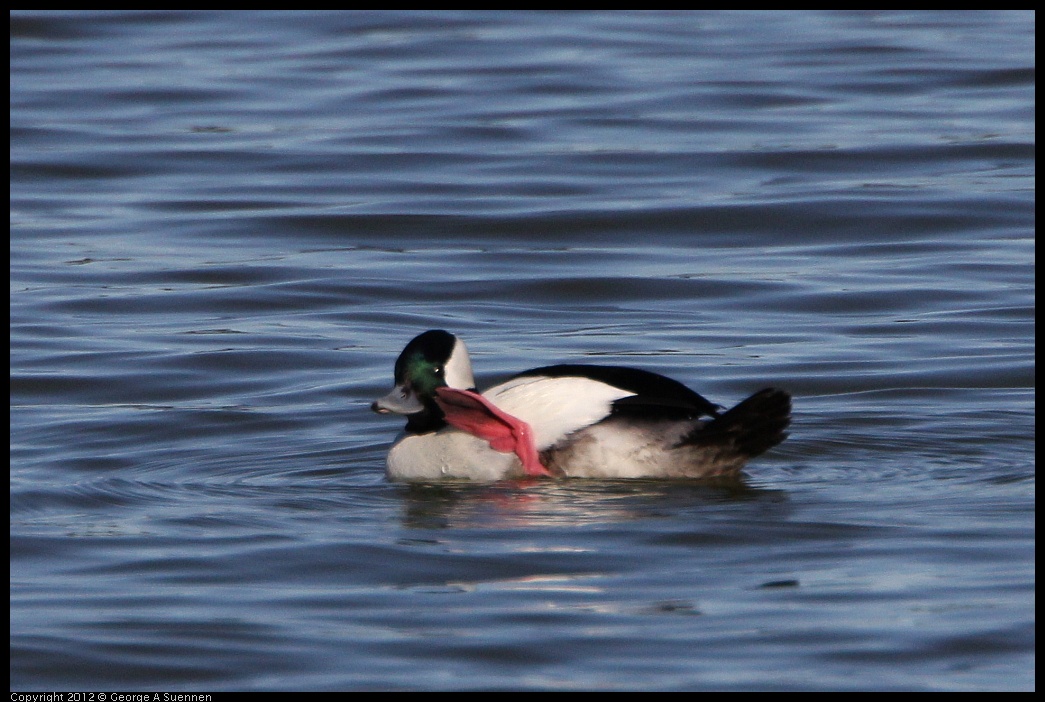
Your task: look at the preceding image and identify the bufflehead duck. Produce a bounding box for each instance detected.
[372,330,790,482]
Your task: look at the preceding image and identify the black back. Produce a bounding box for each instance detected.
[512,364,721,420]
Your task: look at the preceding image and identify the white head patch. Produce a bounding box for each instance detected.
[444,337,475,389]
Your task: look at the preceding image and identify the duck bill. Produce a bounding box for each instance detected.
[371,384,425,415]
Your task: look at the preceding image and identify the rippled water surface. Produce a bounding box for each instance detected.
[10,10,1034,691]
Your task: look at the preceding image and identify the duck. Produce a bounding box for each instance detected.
[371,329,791,482]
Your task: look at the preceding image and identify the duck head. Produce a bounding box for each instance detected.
[371,330,475,428]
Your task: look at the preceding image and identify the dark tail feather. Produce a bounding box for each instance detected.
[683,388,791,458]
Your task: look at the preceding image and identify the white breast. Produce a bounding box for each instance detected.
[482,375,633,449]
[386,431,521,481]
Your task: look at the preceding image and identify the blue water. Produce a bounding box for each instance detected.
[10,10,1034,691]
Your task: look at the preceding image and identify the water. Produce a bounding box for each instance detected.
[10,10,1034,691]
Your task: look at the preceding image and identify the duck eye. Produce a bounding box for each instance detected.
[434,366,444,377]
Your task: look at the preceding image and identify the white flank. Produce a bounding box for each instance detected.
[482,375,634,449]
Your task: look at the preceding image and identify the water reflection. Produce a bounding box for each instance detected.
[395,477,789,530]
